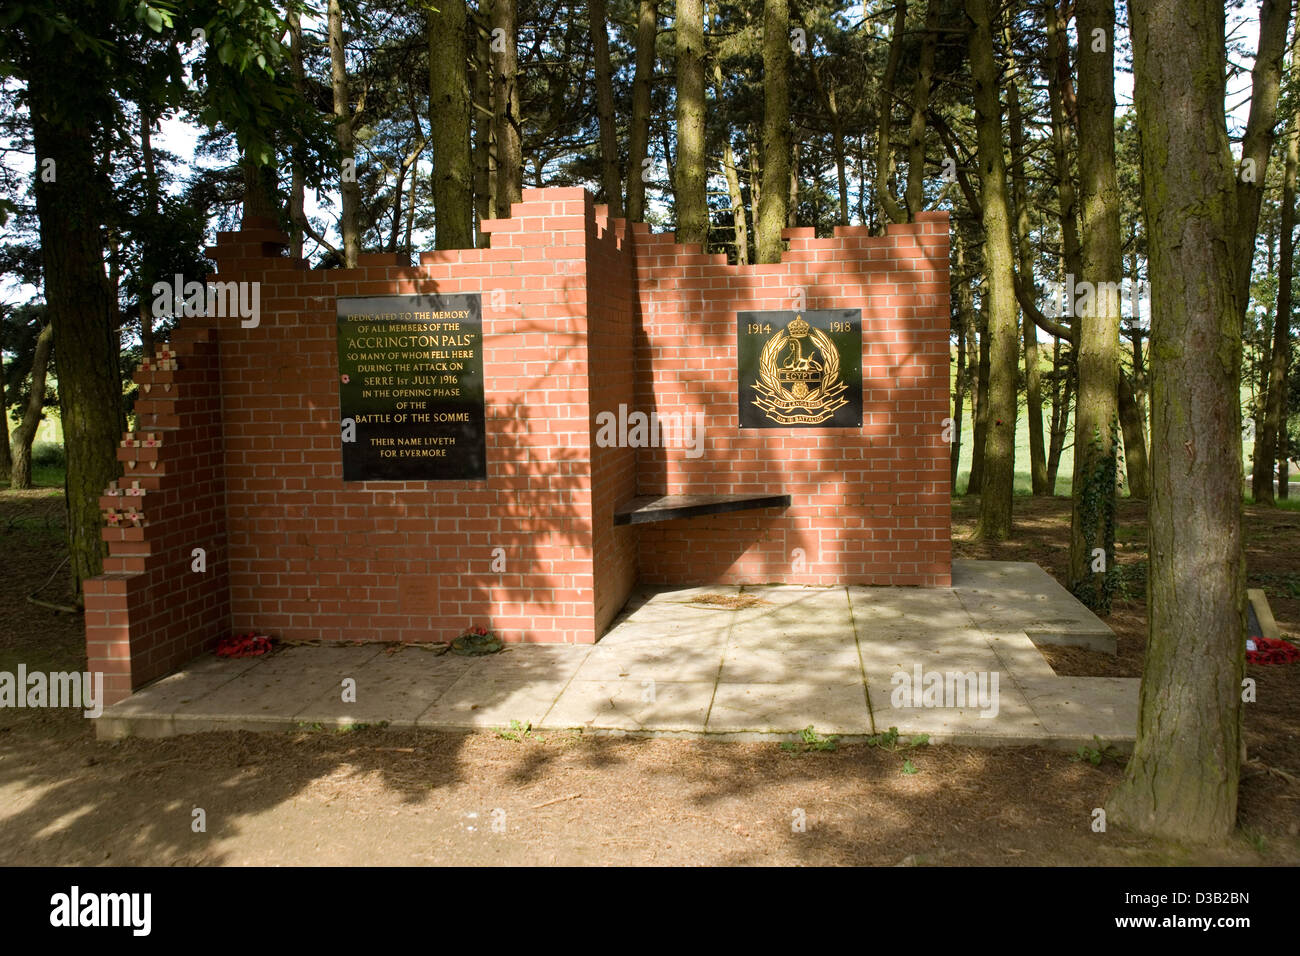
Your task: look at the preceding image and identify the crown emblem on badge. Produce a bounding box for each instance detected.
[788,316,811,338]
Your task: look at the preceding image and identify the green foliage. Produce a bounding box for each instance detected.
[1073,736,1123,765]
[866,726,928,774]
[494,719,538,742]
[779,725,839,753]
[30,442,64,469]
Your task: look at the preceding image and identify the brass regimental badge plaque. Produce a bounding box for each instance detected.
[737,309,863,428]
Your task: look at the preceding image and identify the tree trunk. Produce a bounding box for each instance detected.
[138,107,159,358]
[1069,0,1122,611]
[492,0,522,218]
[788,140,799,228]
[953,232,974,491]
[9,322,54,490]
[877,0,908,225]
[472,8,494,247]
[1117,369,1150,498]
[1005,23,1048,496]
[1047,338,1070,494]
[905,0,939,218]
[288,6,307,259]
[674,0,708,245]
[968,0,1018,538]
[430,0,475,249]
[1045,0,1082,281]
[329,0,361,267]
[1232,0,1291,324]
[28,85,124,596]
[968,303,991,494]
[591,0,623,217]
[626,0,657,223]
[1106,0,1245,845]
[0,352,11,480]
[755,0,790,262]
[1256,113,1296,504]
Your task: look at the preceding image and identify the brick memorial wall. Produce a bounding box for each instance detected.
[84,187,951,705]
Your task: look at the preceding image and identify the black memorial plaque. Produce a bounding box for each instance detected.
[338,293,486,480]
[738,309,863,428]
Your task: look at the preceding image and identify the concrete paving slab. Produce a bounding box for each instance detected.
[952,559,1116,653]
[103,653,263,717]
[985,630,1059,682]
[733,591,852,627]
[461,644,591,679]
[1016,676,1140,743]
[706,682,873,735]
[848,587,977,630]
[171,646,382,721]
[575,643,724,682]
[867,668,1042,740]
[416,673,570,729]
[294,650,474,727]
[540,679,715,732]
[719,643,864,685]
[595,619,733,647]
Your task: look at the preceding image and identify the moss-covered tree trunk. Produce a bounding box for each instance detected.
[329,0,361,267]
[471,7,495,247]
[876,0,908,226]
[674,0,707,245]
[905,0,939,219]
[492,0,522,218]
[626,0,658,223]
[9,322,54,490]
[1070,0,1122,610]
[755,0,790,263]
[1117,370,1149,498]
[968,304,991,494]
[1255,115,1297,504]
[1232,0,1291,324]
[591,0,623,217]
[1046,339,1071,493]
[288,6,307,259]
[1004,25,1048,496]
[1045,0,1081,281]
[953,232,975,491]
[967,0,1018,538]
[430,0,474,250]
[29,89,123,597]
[1106,0,1245,844]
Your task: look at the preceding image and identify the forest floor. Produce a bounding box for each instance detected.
[0,487,1296,866]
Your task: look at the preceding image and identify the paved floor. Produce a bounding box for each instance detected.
[97,560,1137,748]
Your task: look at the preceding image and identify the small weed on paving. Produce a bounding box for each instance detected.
[866,726,930,774]
[495,719,539,742]
[780,725,839,754]
[1073,736,1123,765]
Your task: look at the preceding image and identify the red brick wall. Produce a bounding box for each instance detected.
[586,204,640,634]
[631,214,952,588]
[84,189,950,704]
[84,324,232,705]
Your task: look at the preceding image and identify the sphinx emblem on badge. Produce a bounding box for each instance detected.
[751,315,849,425]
